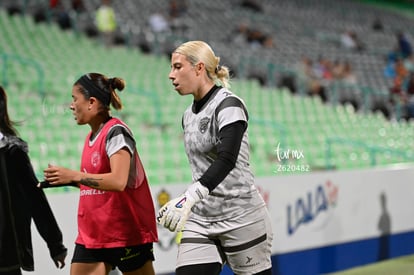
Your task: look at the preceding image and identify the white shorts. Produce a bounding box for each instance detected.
[177,206,273,275]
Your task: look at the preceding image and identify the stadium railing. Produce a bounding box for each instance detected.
[325,136,414,169]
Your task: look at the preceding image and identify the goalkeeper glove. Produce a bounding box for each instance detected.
[157,181,209,232]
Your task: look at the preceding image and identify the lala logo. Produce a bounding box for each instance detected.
[287,180,338,235]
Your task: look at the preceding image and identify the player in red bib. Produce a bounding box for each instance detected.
[43,73,158,275]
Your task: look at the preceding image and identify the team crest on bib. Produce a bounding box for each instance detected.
[91,151,101,167]
[199,117,210,134]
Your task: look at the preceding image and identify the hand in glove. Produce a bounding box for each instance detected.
[157,181,209,232]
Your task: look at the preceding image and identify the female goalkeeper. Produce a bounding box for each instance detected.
[157,40,273,275]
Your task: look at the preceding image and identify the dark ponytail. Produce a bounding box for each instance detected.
[0,86,19,137]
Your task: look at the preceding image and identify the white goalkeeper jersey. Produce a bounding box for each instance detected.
[182,87,265,221]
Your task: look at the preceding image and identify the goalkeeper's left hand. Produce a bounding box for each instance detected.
[157,181,209,232]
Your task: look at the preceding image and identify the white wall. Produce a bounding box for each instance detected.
[25,164,414,274]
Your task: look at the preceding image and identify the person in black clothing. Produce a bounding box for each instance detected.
[0,86,67,275]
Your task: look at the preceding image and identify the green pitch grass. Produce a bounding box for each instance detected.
[326,254,414,275]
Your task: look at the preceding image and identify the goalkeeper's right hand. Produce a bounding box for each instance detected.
[157,181,209,232]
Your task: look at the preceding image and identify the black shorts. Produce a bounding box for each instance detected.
[0,269,21,275]
[71,243,155,272]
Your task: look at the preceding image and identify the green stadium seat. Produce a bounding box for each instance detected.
[1,11,414,184]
